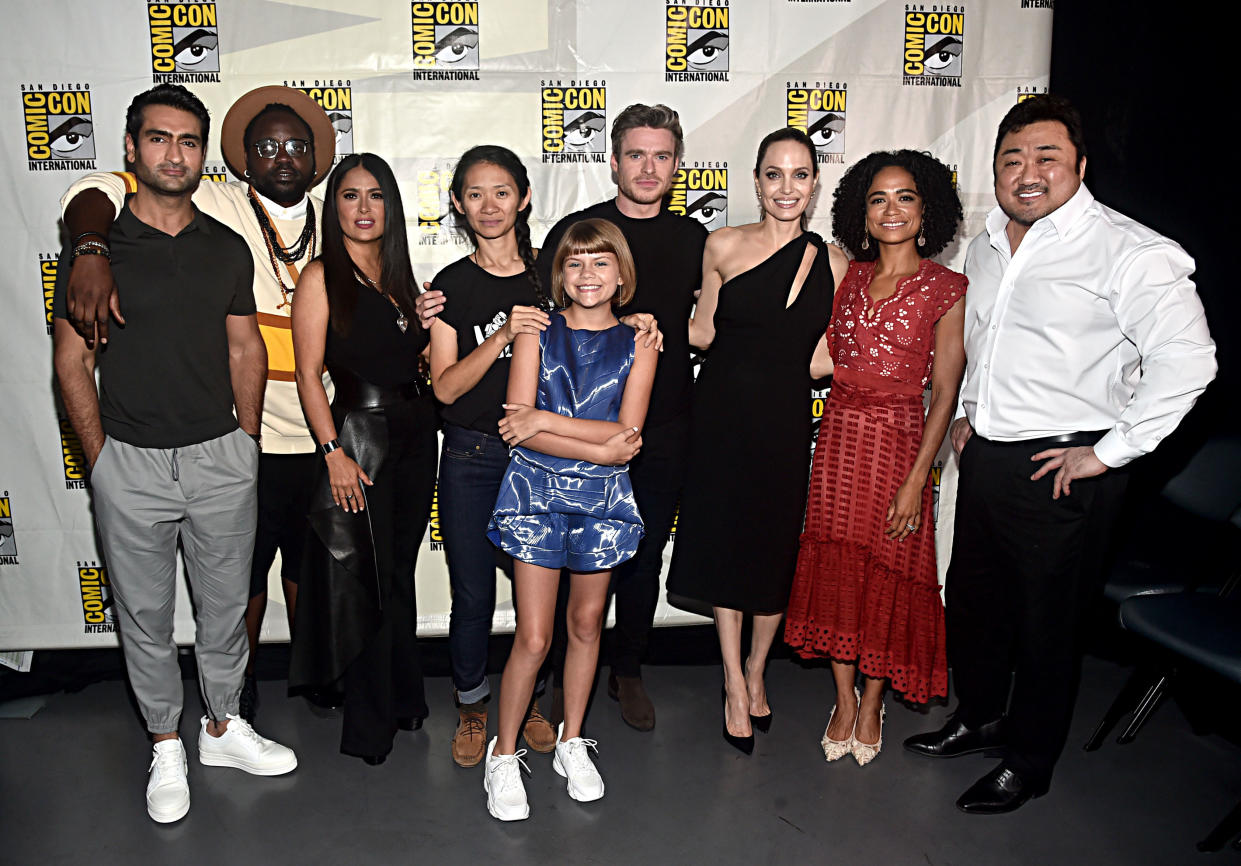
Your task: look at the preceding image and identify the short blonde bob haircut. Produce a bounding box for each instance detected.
[550,218,637,309]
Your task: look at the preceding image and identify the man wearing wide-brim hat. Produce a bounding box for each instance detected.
[60,85,338,723]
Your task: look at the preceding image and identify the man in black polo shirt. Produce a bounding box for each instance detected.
[53,84,296,825]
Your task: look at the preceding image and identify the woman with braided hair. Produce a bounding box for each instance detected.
[429,145,559,768]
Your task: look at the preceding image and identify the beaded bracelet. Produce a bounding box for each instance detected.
[71,241,111,262]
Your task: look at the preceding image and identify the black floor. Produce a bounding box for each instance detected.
[2,634,1238,865]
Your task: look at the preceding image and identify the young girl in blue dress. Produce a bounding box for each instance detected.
[483,218,658,821]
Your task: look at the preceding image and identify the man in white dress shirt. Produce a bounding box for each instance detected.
[903,95,1216,813]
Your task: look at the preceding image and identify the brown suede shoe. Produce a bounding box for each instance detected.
[609,673,655,731]
[451,701,488,768]
[522,699,557,753]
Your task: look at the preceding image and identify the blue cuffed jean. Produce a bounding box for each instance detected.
[439,424,512,703]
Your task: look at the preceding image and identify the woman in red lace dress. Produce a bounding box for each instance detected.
[785,150,965,765]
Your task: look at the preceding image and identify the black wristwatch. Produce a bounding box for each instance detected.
[321,439,341,455]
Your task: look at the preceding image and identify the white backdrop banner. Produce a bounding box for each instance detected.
[0,0,1052,650]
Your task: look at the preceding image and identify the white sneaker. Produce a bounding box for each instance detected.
[483,737,530,821]
[146,738,190,823]
[198,714,297,776]
[552,722,604,802]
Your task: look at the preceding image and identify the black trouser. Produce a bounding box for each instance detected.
[946,433,1127,787]
[249,452,319,598]
[608,414,689,677]
[341,395,437,758]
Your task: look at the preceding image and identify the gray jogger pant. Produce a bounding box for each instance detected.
[90,427,258,734]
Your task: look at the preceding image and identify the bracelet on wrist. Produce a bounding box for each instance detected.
[71,230,109,247]
[321,439,341,456]
[71,242,111,263]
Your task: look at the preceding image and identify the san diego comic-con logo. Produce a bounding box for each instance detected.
[665,1,730,83]
[0,492,18,566]
[412,2,480,81]
[59,416,88,490]
[20,84,97,172]
[77,562,117,633]
[39,253,57,336]
[413,158,462,246]
[288,81,354,159]
[201,162,228,184]
[902,6,964,88]
[1020,0,1052,9]
[428,484,444,550]
[541,81,607,164]
[1017,85,1049,103]
[148,1,221,83]
[669,163,728,232]
[786,82,846,165]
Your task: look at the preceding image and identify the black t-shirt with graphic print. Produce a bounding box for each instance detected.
[434,256,541,434]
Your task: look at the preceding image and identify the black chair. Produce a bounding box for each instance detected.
[1085,434,1241,750]
[1112,588,1241,852]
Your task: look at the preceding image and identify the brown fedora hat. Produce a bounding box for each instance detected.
[220,85,336,188]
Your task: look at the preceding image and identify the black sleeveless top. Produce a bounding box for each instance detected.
[325,283,427,386]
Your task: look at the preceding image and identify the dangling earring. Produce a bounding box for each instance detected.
[861,233,870,251]
[917,224,926,247]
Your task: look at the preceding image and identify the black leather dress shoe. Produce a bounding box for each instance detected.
[396,716,423,731]
[903,716,1005,758]
[956,765,1047,814]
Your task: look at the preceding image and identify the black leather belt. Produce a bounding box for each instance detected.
[980,430,1108,449]
[330,367,426,409]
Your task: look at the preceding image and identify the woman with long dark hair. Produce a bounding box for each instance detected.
[668,128,849,754]
[288,153,437,765]
[784,149,966,766]
[427,144,558,768]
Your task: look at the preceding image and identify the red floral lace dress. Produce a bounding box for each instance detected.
[784,258,966,703]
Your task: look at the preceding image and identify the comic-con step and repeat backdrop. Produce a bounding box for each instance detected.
[0,1,1051,651]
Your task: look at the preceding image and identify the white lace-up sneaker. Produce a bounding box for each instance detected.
[198,714,297,775]
[483,737,530,821]
[146,738,190,823]
[552,722,604,802]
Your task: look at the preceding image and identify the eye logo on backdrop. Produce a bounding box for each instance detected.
[39,254,57,336]
[59,417,88,490]
[413,158,461,246]
[541,81,607,163]
[78,563,116,633]
[412,2,480,80]
[1017,85,1048,103]
[665,2,730,82]
[669,163,729,231]
[289,80,354,159]
[902,7,964,87]
[786,82,846,165]
[1,492,17,566]
[20,85,97,172]
[148,2,221,83]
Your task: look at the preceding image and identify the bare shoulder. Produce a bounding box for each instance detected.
[296,259,326,292]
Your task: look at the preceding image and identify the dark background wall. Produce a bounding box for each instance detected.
[1050,4,1232,482]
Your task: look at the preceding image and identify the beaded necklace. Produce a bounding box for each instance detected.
[247,186,317,310]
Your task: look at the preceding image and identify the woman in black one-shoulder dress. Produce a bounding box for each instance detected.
[669,128,848,753]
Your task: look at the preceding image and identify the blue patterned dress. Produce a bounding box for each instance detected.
[487,313,644,571]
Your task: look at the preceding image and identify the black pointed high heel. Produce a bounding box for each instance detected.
[750,711,773,734]
[722,687,754,755]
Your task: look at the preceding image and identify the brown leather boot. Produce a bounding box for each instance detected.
[522,698,557,753]
[608,673,655,731]
[451,700,488,768]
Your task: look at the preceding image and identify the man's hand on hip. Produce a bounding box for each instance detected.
[1030,445,1108,499]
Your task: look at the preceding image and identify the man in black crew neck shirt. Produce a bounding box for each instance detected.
[538,105,708,730]
[53,84,296,825]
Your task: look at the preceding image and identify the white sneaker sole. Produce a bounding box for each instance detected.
[198,747,297,776]
[147,791,190,823]
[552,753,605,802]
[483,774,530,821]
